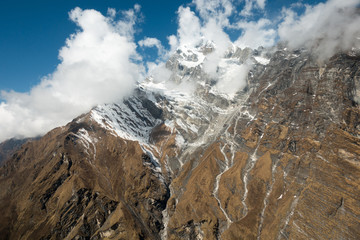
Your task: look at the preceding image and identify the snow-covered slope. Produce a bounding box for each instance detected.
[91,94,162,144]
[89,43,256,157]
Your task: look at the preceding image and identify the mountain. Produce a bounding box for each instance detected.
[0,138,32,166]
[0,44,360,240]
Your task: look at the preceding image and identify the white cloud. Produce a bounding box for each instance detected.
[113,4,141,39]
[147,62,172,83]
[278,0,360,61]
[164,0,249,95]
[241,0,254,16]
[174,0,234,50]
[234,18,277,49]
[241,0,267,16]
[202,18,232,76]
[144,2,234,89]
[107,8,116,18]
[177,6,202,48]
[164,0,359,96]
[167,35,179,53]
[0,6,143,142]
[138,37,165,57]
[215,61,250,95]
[193,0,233,26]
[174,2,233,75]
[174,0,274,55]
[256,0,266,9]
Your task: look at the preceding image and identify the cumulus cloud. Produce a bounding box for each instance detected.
[0,6,143,142]
[234,18,277,49]
[278,0,360,61]
[176,6,202,48]
[172,0,275,60]
[175,2,233,76]
[147,62,172,84]
[166,0,263,95]
[193,0,233,26]
[157,0,250,97]
[241,0,267,16]
[161,0,360,96]
[145,2,233,87]
[201,18,232,76]
[256,0,266,9]
[216,61,251,95]
[167,35,179,53]
[138,37,165,57]
[174,1,234,50]
[114,4,142,39]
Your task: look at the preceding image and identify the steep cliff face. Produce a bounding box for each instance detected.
[165,50,360,239]
[0,46,359,240]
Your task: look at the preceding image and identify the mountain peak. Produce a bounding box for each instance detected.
[1,47,360,239]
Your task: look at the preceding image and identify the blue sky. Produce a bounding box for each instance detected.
[0,0,191,92]
[0,0,325,93]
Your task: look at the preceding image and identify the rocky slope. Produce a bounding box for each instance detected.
[0,44,359,240]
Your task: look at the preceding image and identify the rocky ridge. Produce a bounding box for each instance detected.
[0,44,360,239]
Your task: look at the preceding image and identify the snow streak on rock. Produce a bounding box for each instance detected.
[278,196,300,240]
[72,128,97,164]
[254,56,270,65]
[257,160,279,239]
[91,96,161,144]
[242,132,264,217]
[213,144,233,229]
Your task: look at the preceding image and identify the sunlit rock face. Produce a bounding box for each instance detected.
[0,45,360,240]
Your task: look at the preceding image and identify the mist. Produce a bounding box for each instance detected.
[278,0,360,61]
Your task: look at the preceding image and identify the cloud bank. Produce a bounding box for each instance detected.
[162,0,273,95]
[278,0,360,61]
[241,0,266,16]
[233,18,276,49]
[0,6,143,142]
[1,0,360,142]
[159,0,359,94]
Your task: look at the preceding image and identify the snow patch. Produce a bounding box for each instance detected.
[175,134,185,147]
[91,97,161,144]
[177,46,206,68]
[254,56,270,65]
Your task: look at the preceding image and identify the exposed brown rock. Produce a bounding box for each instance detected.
[0,116,169,239]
